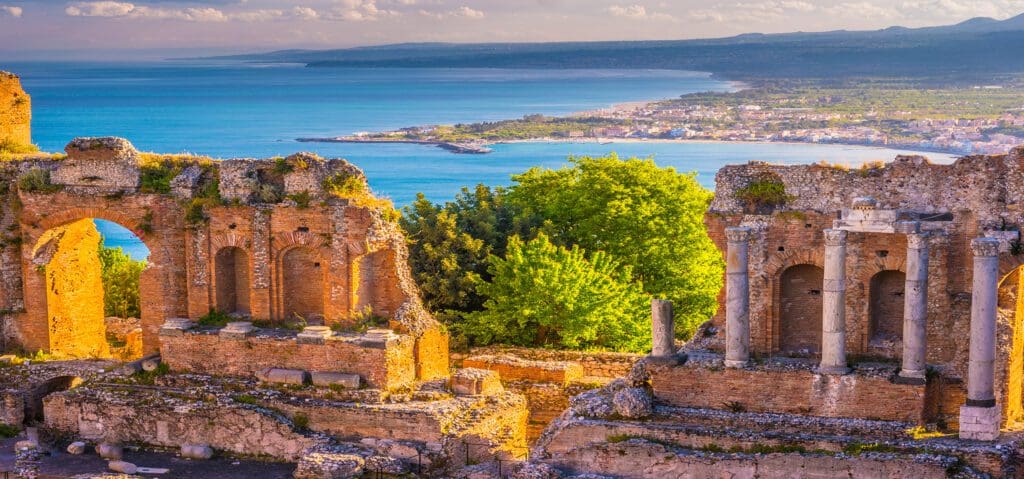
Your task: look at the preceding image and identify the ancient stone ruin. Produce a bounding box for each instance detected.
[0,136,529,478]
[522,150,1024,478]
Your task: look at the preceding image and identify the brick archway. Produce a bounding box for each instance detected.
[764,248,824,353]
[271,231,329,323]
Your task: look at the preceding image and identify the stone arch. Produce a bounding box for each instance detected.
[765,248,824,353]
[214,246,250,316]
[28,217,152,359]
[26,375,82,424]
[868,270,906,346]
[778,264,825,355]
[278,245,325,323]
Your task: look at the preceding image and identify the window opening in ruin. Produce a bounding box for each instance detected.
[779,264,824,355]
[877,250,889,258]
[31,219,148,360]
[282,246,325,323]
[869,270,905,346]
[297,226,309,233]
[778,247,785,252]
[215,246,251,317]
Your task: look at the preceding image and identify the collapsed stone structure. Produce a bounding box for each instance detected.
[0,71,31,151]
[0,136,529,478]
[524,151,1024,478]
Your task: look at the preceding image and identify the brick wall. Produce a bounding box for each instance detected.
[649,361,927,423]
[159,328,417,390]
[0,72,31,149]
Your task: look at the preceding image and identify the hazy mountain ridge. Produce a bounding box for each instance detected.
[198,13,1024,81]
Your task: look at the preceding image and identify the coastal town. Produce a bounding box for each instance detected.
[304,84,1024,156]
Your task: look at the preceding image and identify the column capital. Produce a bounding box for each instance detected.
[907,232,930,250]
[971,237,1000,257]
[824,228,847,246]
[725,226,752,243]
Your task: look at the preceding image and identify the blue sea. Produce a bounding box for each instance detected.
[5,61,957,260]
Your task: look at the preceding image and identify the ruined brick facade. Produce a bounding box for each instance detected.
[0,71,31,151]
[0,137,448,385]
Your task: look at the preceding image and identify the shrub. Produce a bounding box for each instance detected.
[197,308,232,327]
[0,138,38,155]
[292,413,310,430]
[256,183,284,203]
[17,168,61,193]
[462,233,652,352]
[734,177,793,212]
[289,190,311,209]
[322,172,367,198]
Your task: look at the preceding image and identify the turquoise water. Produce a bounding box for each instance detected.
[6,61,956,260]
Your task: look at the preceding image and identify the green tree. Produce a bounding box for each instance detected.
[98,246,146,319]
[507,154,723,337]
[400,185,527,323]
[464,233,651,353]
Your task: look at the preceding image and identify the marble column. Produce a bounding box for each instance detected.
[725,227,752,368]
[819,229,850,375]
[899,231,929,382]
[651,299,675,358]
[960,237,1001,441]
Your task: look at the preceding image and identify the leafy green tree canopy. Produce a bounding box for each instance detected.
[507,154,723,336]
[98,246,146,319]
[464,233,651,352]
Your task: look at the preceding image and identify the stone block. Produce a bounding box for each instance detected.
[294,451,365,479]
[96,443,123,460]
[181,443,214,460]
[219,321,256,340]
[141,357,161,372]
[298,326,334,345]
[108,460,138,474]
[54,137,141,192]
[67,441,86,455]
[958,405,1000,441]
[256,367,309,385]
[311,372,361,389]
[450,368,503,397]
[159,318,194,337]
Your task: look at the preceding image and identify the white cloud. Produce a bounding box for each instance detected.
[64,1,324,22]
[0,5,21,18]
[607,4,675,21]
[452,6,484,18]
[325,0,398,21]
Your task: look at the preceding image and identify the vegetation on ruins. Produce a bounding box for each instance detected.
[401,154,722,349]
[734,175,793,213]
[16,168,62,193]
[98,245,146,319]
[463,233,651,352]
[0,138,38,156]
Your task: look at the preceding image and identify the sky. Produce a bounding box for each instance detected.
[1,0,1024,58]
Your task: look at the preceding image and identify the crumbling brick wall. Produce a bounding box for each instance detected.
[0,72,30,150]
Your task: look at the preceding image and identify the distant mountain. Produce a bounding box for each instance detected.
[195,13,1024,81]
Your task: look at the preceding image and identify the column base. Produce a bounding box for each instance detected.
[959,405,1001,441]
[894,369,927,385]
[816,365,851,375]
[724,359,749,369]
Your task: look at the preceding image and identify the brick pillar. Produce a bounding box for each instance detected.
[959,237,1001,441]
[899,231,929,382]
[819,229,850,375]
[725,226,751,368]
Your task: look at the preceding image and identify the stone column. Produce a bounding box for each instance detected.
[725,227,752,368]
[819,229,850,375]
[960,237,1001,440]
[899,231,929,382]
[651,299,675,358]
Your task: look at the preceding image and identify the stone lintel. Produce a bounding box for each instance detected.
[971,237,1000,257]
[310,371,361,389]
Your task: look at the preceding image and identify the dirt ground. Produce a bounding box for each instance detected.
[0,437,297,478]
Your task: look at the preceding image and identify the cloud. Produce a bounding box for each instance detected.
[452,6,484,18]
[63,1,322,22]
[0,5,21,18]
[325,0,398,21]
[607,4,675,21]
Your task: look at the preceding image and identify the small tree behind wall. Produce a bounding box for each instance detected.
[98,245,146,319]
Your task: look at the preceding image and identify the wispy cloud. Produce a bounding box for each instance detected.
[607,4,676,21]
[0,5,22,18]
[62,1,327,22]
[417,5,485,20]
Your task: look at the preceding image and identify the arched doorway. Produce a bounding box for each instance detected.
[31,218,148,360]
[779,264,824,354]
[215,246,250,316]
[869,270,905,345]
[281,246,324,323]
